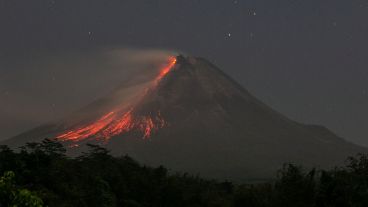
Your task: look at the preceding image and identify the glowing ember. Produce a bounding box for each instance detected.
[57,112,115,141]
[155,56,177,84]
[56,56,176,143]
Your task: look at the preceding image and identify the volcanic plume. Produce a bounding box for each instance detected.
[55,57,176,144]
[4,55,367,180]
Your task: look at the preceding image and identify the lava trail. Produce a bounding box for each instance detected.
[56,56,177,143]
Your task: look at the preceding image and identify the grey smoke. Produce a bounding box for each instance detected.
[0,48,176,140]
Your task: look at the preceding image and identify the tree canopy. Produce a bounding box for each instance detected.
[0,139,367,207]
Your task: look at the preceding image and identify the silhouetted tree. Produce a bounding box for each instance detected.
[0,171,43,207]
[1,138,367,207]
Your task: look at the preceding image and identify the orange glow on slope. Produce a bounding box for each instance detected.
[57,112,115,141]
[56,56,176,143]
[155,56,177,84]
[105,109,134,137]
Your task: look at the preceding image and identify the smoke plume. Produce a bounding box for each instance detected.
[0,48,177,140]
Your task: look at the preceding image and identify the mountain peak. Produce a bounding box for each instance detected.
[175,54,187,64]
[4,54,366,180]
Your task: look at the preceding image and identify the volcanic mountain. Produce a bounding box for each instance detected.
[4,55,367,180]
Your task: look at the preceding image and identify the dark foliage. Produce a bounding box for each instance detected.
[0,139,367,207]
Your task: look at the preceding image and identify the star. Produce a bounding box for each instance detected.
[88,31,94,40]
[249,10,257,16]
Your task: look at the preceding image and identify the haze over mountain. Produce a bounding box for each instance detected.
[3,55,366,180]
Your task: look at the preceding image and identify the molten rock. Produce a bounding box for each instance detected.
[4,55,367,181]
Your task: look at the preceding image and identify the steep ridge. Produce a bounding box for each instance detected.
[4,55,367,180]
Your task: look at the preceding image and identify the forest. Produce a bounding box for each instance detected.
[1,139,368,207]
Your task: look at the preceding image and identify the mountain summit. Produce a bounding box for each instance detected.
[4,55,366,180]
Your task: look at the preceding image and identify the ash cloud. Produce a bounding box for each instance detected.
[0,48,177,140]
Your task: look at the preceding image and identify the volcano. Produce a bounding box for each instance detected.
[4,55,367,180]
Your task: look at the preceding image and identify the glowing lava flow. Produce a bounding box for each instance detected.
[57,112,115,141]
[56,56,176,143]
[155,56,177,84]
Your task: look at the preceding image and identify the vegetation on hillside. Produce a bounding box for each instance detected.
[0,139,367,207]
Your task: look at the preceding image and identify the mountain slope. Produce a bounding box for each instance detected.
[3,55,366,180]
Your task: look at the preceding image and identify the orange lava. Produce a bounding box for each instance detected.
[155,56,177,84]
[56,56,176,143]
[57,112,115,141]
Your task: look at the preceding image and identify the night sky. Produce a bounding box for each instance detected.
[1,0,368,146]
